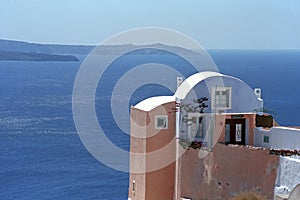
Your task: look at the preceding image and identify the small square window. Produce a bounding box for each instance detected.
[263,135,269,143]
[155,115,168,129]
[212,87,232,109]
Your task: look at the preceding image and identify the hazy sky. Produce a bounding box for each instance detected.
[1,0,300,49]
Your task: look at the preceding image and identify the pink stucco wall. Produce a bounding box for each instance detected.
[129,102,176,200]
[179,143,280,200]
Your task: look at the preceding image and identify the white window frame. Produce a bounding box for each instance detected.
[211,87,232,109]
[155,115,168,129]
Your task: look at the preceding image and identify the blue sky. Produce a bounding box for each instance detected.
[1,0,300,49]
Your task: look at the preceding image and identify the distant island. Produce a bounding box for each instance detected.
[2,39,299,63]
[0,50,79,61]
[0,39,200,61]
[0,39,89,61]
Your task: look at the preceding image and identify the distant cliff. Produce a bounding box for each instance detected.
[0,39,94,55]
[0,39,88,61]
[0,50,79,61]
[0,39,203,61]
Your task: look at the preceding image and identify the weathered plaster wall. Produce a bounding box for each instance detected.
[129,102,176,200]
[275,156,300,197]
[179,143,280,200]
[129,107,148,200]
[145,102,176,200]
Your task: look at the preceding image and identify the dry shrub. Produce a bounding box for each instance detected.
[230,191,267,200]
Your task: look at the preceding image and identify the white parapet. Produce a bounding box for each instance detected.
[271,127,300,150]
[254,126,300,150]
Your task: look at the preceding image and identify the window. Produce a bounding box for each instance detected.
[235,124,242,142]
[212,87,232,109]
[263,135,269,143]
[155,115,168,129]
[187,113,206,140]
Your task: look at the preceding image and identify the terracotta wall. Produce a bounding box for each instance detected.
[129,102,176,200]
[179,143,280,200]
[129,107,147,200]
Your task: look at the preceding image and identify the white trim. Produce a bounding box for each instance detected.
[175,71,224,100]
[134,96,175,112]
[218,112,255,115]
[155,115,168,129]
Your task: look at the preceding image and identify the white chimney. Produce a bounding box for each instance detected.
[254,88,263,111]
[254,88,262,99]
[177,77,183,88]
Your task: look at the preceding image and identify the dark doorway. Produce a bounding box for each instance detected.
[225,118,246,145]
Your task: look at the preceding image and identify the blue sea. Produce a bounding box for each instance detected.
[0,50,300,199]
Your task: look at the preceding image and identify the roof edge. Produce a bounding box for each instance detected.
[134,95,176,112]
